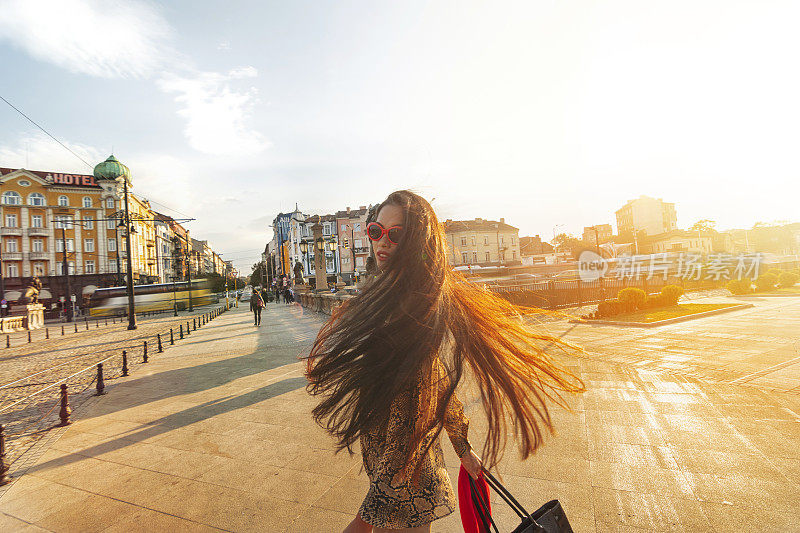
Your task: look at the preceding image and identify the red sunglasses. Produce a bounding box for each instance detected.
[367,222,403,245]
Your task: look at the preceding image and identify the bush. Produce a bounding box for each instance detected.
[660,285,684,305]
[754,273,778,292]
[778,271,799,288]
[597,300,613,317]
[617,287,647,309]
[726,278,752,295]
[642,294,666,308]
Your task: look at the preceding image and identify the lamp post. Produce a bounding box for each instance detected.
[60,223,73,322]
[553,224,565,264]
[311,223,328,291]
[117,177,137,330]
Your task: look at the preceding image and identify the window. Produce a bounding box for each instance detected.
[512,251,516,260]
[462,252,468,263]
[5,214,17,227]
[6,239,18,252]
[106,218,117,230]
[31,215,43,228]
[56,239,74,252]
[108,239,117,252]
[485,252,490,262]
[323,223,331,235]
[55,215,73,229]
[354,223,361,232]
[82,197,92,208]
[471,236,476,245]
[461,237,467,246]
[28,193,45,206]
[356,257,364,267]
[84,217,93,230]
[354,238,362,248]
[55,262,75,275]
[32,239,44,252]
[85,261,95,274]
[484,236,489,245]
[105,198,115,209]
[1,191,21,205]
[6,263,18,277]
[341,224,347,232]
[33,262,45,276]
[17,180,30,187]
[58,195,69,207]
[511,236,516,245]
[500,236,504,244]
[473,251,478,263]
[84,239,95,252]
[109,262,118,273]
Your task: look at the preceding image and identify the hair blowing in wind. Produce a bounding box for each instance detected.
[304,190,586,479]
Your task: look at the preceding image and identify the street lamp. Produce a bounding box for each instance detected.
[116,176,137,330]
[553,224,565,264]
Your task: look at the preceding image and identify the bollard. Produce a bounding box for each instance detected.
[61,325,65,336]
[157,333,163,353]
[122,350,129,376]
[180,324,184,339]
[105,318,108,326]
[95,363,106,395]
[74,323,78,333]
[46,327,49,339]
[193,318,196,331]
[186,321,190,335]
[170,328,174,345]
[143,341,148,363]
[28,330,31,343]
[96,320,99,328]
[5,335,8,348]
[85,317,89,330]
[58,384,71,426]
[0,424,11,486]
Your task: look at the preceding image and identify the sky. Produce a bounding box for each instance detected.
[0,0,798,272]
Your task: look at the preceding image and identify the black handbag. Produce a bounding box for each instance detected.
[468,469,574,533]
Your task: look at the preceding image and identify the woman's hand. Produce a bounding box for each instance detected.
[460,449,483,480]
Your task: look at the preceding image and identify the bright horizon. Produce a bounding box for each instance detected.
[1,0,798,271]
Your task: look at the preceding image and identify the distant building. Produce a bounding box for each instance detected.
[582,224,613,246]
[336,206,372,283]
[615,195,677,238]
[647,230,716,255]
[519,235,555,265]
[443,218,520,267]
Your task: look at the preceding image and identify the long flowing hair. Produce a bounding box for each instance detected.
[304,190,586,482]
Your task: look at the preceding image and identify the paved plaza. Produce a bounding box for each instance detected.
[1,295,799,532]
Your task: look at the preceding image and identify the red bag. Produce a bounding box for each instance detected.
[458,465,492,533]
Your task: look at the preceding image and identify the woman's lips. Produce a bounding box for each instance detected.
[376,251,390,261]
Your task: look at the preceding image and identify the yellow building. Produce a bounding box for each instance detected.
[444,218,521,267]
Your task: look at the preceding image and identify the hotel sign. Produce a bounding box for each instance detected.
[47,173,100,187]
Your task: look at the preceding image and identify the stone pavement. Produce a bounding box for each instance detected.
[1,296,799,532]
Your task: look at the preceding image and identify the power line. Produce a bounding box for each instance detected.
[1,94,195,222]
[0,95,94,169]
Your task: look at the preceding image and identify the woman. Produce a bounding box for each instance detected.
[250,288,265,326]
[305,191,585,532]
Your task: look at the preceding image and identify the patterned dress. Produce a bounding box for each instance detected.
[358,355,472,529]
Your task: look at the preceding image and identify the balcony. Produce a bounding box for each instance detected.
[353,247,370,254]
[27,227,49,237]
[28,252,49,260]
[3,252,22,260]
[0,227,22,236]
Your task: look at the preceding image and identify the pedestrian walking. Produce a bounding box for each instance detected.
[250,289,265,325]
[304,190,586,532]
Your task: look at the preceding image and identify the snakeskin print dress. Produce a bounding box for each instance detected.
[358,355,472,529]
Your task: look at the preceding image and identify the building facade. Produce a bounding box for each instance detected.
[615,195,677,238]
[582,224,614,246]
[444,218,521,267]
[335,206,371,283]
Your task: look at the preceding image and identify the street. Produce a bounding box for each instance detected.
[0,296,798,531]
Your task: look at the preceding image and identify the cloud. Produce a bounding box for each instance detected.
[157,68,270,156]
[0,0,172,79]
[0,133,103,173]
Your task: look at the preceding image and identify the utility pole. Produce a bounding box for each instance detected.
[60,225,73,322]
[121,178,136,330]
[187,248,193,312]
[0,241,5,312]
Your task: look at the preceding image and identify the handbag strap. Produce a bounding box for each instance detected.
[481,468,547,532]
[468,475,499,533]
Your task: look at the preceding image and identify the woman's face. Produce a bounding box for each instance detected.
[372,203,405,270]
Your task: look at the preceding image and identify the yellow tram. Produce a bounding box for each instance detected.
[88,280,212,316]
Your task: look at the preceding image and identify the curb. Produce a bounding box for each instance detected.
[568,303,755,328]
[727,293,800,298]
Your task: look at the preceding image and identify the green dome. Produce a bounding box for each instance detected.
[93,155,130,181]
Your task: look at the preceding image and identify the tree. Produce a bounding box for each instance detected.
[552,233,583,259]
[250,262,265,287]
[689,219,717,233]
